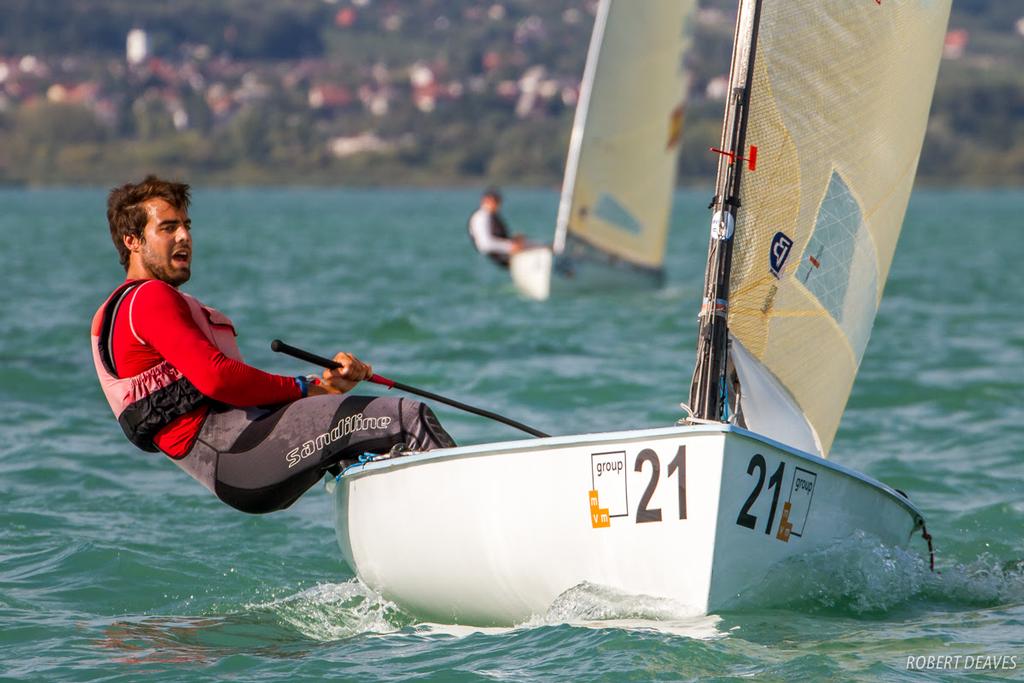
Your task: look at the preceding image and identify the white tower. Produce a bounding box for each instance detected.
[126,28,149,66]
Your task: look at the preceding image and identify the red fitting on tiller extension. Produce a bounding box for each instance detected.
[369,374,396,389]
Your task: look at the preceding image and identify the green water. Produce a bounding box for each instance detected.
[1,187,1021,681]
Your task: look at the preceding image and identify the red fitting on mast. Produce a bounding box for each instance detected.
[710,145,758,171]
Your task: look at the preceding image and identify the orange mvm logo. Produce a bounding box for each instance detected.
[776,502,794,542]
[589,490,610,528]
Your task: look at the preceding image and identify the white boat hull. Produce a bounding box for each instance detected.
[509,245,664,302]
[509,247,553,301]
[333,424,923,625]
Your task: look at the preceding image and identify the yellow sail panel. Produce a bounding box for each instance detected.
[730,0,951,455]
[556,0,696,270]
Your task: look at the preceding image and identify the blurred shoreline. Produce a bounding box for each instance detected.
[1,0,1021,188]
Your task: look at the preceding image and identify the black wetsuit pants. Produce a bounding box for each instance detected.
[174,395,455,514]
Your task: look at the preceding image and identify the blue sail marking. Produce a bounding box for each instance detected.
[594,193,644,235]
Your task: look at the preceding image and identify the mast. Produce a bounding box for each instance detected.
[552,0,611,256]
[688,0,764,422]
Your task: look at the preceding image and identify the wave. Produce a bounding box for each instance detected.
[724,530,1024,614]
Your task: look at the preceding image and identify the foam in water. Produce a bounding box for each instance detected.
[724,530,1024,614]
[247,540,1024,642]
[522,582,727,640]
[249,579,729,640]
[245,579,415,640]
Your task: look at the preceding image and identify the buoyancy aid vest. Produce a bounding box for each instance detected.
[466,209,510,245]
[90,280,244,454]
[467,209,512,267]
[491,212,510,240]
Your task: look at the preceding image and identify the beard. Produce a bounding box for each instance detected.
[141,246,190,287]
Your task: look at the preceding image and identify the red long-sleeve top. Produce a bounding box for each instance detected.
[112,279,301,457]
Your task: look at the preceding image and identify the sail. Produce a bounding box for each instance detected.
[552,0,696,272]
[727,0,951,455]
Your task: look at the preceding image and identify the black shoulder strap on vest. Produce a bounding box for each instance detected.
[492,213,510,240]
[98,281,146,377]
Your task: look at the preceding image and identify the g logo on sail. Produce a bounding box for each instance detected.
[769,231,793,278]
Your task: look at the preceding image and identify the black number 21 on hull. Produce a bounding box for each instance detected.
[737,453,785,534]
[634,445,687,523]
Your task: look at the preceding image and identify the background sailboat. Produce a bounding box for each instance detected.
[509,0,696,300]
[331,0,952,625]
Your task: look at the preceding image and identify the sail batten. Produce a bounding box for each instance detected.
[555,0,695,271]
[721,0,953,455]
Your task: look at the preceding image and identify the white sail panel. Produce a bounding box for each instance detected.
[728,0,951,455]
[554,0,696,270]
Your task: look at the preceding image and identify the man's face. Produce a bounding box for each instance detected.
[483,196,500,212]
[125,198,192,286]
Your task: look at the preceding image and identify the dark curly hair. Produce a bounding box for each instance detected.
[107,175,191,271]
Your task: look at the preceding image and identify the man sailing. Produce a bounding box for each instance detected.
[467,187,526,268]
[91,175,455,514]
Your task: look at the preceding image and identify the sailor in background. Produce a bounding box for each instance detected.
[467,187,526,268]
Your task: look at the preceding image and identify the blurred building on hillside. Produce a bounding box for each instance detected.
[126,29,149,66]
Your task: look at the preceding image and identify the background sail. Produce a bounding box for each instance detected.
[728,0,952,456]
[552,0,696,271]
